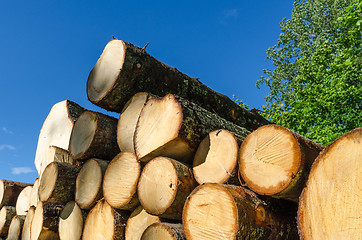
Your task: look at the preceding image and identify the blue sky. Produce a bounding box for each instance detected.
[0,0,293,183]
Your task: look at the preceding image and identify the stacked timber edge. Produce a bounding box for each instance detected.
[87,39,269,131]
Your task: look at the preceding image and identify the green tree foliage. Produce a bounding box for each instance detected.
[257,0,361,145]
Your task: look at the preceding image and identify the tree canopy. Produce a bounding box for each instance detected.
[257,0,361,145]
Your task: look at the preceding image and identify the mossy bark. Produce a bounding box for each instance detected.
[87,40,269,131]
[66,100,87,122]
[0,180,32,207]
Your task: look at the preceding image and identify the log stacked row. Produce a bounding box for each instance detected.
[1,39,360,239]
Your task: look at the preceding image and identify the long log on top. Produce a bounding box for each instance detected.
[34,100,86,175]
[239,124,323,202]
[135,94,250,163]
[298,127,362,239]
[183,183,299,240]
[0,180,32,207]
[87,39,269,131]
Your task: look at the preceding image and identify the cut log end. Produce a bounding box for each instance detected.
[125,206,160,240]
[38,162,58,202]
[239,125,301,195]
[183,183,238,240]
[87,40,126,103]
[103,152,140,209]
[135,94,187,161]
[141,223,186,240]
[21,206,35,240]
[193,129,238,184]
[75,159,104,209]
[7,215,25,240]
[16,186,33,216]
[138,157,178,216]
[69,111,97,159]
[59,201,83,240]
[298,127,362,239]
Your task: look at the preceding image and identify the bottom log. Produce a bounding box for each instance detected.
[141,223,186,240]
[183,183,298,240]
[21,206,35,240]
[82,199,129,240]
[59,201,85,240]
[6,215,25,240]
[0,206,16,237]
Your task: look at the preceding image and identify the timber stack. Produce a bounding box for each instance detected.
[0,39,360,240]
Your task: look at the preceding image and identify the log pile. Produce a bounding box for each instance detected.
[1,39,360,239]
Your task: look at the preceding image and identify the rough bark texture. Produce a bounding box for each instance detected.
[87,40,269,132]
[239,124,323,202]
[298,127,362,240]
[141,223,187,240]
[70,111,120,161]
[135,94,250,163]
[0,180,32,207]
[0,206,16,237]
[39,162,81,205]
[183,183,299,240]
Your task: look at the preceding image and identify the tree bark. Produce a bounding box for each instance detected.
[34,100,86,175]
[239,124,324,202]
[75,158,108,209]
[69,111,120,161]
[102,151,141,210]
[193,129,242,185]
[21,206,35,240]
[59,201,87,240]
[183,183,299,240]
[137,157,197,220]
[39,162,81,205]
[0,180,32,207]
[82,199,129,240]
[31,201,63,240]
[141,223,186,240]
[87,40,269,131]
[0,206,16,237]
[298,127,362,240]
[135,94,250,163]
[15,186,32,216]
[6,215,25,240]
[117,92,151,153]
[125,205,161,240]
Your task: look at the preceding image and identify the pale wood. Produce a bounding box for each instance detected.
[31,201,62,240]
[298,127,362,240]
[239,124,323,202]
[141,223,186,240]
[183,183,298,240]
[21,206,35,240]
[86,40,269,131]
[117,92,151,152]
[39,146,74,179]
[16,186,32,216]
[135,94,250,163]
[0,206,16,237]
[138,157,196,220]
[69,111,119,161]
[75,158,108,209]
[39,162,81,205]
[103,151,140,210]
[34,100,85,175]
[6,215,25,240]
[125,205,161,240]
[82,199,128,240]
[193,129,240,184]
[59,201,85,240]
[0,180,32,207]
[29,178,39,207]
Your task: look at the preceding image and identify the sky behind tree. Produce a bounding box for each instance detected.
[0,0,293,183]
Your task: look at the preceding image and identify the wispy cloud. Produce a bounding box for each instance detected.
[0,144,16,150]
[222,9,238,19]
[2,127,13,134]
[11,167,35,175]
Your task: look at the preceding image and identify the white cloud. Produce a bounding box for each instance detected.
[11,167,35,175]
[2,127,13,134]
[222,9,238,19]
[0,144,16,150]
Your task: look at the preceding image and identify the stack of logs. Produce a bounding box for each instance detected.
[1,39,360,240]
